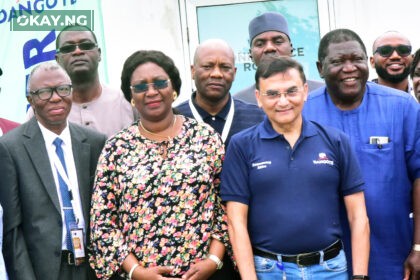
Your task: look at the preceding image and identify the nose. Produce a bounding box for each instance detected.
[342,60,357,72]
[49,90,62,102]
[210,66,223,78]
[389,49,401,59]
[264,41,277,53]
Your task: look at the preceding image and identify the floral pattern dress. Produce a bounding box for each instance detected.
[89,117,228,279]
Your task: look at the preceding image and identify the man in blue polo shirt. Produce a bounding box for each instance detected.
[302,28,420,280]
[220,57,370,279]
[176,39,264,147]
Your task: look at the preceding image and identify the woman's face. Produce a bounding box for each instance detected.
[130,62,174,122]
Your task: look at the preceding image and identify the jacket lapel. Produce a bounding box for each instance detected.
[69,125,91,223]
[23,118,61,213]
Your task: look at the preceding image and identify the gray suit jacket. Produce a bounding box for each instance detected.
[0,117,106,280]
[234,79,324,105]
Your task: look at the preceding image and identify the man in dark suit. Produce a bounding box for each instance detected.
[0,61,106,280]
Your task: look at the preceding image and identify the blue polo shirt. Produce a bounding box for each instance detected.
[176,93,264,146]
[302,82,420,279]
[220,117,364,254]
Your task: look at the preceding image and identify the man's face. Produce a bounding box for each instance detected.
[250,31,293,66]
[55,31,101,79]
[192,45,236,103]
[411,60,420,101]
[370,33,412,83]
[318,40,369,104]
[28,68,72,132]
[256,68,307,131]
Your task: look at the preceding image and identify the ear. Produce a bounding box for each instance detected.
[191,65,195,80]
[369,56,375,68]
[26,95,35,111]
[255,89,263,108]
[316,61,323,79]
[98,47,102,62]
[303,83,309,102]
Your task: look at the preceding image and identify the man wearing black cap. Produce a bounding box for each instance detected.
[235,12,323,104]
[0,67,20,136]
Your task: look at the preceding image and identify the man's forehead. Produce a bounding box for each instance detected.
[58,31,95,44]
[253,31,289,42]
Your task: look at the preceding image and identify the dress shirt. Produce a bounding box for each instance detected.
[37,121,85,249]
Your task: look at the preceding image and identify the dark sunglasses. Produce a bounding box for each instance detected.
[30,85,72,100]
[374,45,412,57]
[56,42,98,54]
[130,79,171,94]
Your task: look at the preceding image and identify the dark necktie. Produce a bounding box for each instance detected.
[53,137,76,251]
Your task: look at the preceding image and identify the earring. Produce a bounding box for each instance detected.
[131,99,135,107]
[173,91,178,100]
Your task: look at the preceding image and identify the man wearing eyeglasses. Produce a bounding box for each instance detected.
[370,31,416,98]
[221,56,369,280]
[303,28,420,280]
[0,61,106,279]
[27,25,136,137]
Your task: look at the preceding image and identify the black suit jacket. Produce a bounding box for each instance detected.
[0,117,106,280]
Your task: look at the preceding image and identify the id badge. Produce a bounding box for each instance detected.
[69,223,85,266]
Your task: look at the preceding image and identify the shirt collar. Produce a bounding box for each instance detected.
[191,91,232,120]
[258,115,317,140]
[37,121,71,147]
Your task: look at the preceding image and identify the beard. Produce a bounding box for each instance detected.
[375,63,410,83]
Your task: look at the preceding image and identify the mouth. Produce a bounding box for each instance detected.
[341,77,358,85]
[49,107,66,115]
[387,63,404,71]
[71,59,88,66]
[207,82,224,89]
[145,100,162,108]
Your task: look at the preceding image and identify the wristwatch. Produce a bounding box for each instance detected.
[352,275,370,280]
[207,254,223,270]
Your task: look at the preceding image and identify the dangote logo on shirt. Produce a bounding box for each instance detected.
[252,161,272,169]
[313,153,334,166]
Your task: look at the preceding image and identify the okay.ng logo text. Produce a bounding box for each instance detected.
[10,10,94,31]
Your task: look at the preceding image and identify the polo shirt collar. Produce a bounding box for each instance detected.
[191,91,232,120]
[258,115,318,139]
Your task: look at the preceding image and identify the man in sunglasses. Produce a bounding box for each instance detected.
[303,28,420,280]
[27,25,136,137]
[370,31,415,97]
[0,61,106,279]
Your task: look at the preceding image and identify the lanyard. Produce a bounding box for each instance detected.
[188,96,235,142]
[52,153,81,225]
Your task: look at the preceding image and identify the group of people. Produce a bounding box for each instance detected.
[0,10,418,280]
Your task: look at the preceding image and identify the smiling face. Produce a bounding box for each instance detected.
[192,40,236,104]
[55,30,101,80]
[256,68,308,132]
[318,40,369,107]
[28,66,72,134]
[370,32,412,84]
[130,62,174,122]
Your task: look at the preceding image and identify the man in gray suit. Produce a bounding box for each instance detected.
[0,62,106,279]
[235,12,324,104]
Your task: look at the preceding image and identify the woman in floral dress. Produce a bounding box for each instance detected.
[89,50,228,280]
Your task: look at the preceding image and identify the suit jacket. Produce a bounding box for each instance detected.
[0,117,106,280]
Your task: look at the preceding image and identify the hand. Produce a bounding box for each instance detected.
[132,266,182,280]
[404,250,420,280]
[182,259,217,280]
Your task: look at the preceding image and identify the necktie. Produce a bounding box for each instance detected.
[53,137,76,251]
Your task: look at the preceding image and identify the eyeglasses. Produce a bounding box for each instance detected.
[30,85,72,100]
[130,79,171,94]
[261,87,302,99]
[56,42,98,54]
[374,45,412,57]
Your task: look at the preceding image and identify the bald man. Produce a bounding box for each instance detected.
[370,31,414,95]
[176,39,264,147]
